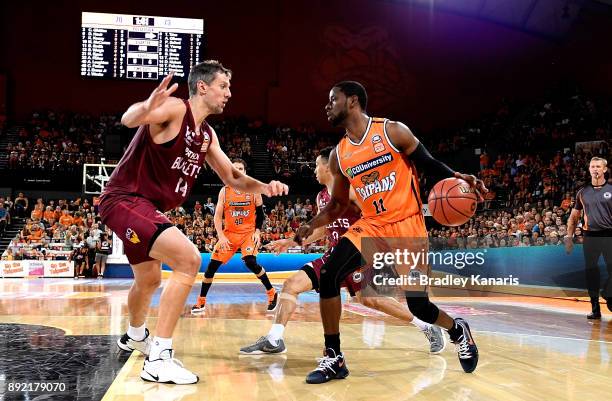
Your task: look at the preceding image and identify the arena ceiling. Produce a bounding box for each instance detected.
[390,0,611,38]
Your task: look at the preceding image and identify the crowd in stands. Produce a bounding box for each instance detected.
[429,199,585,249]
[2,183,600,269]
[1,85,611,257]
[6,111,120,172]
[213,118,254,166]
[164,196,324,254]
[0,193,113,277]
[0,193,324,267]
[266,124,339,182]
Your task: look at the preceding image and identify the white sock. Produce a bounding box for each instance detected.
[411,316,429,331]
[150,336,173,360]
[127,323,146,341]
[267,324,285,345]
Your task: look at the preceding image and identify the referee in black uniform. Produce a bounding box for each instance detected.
[566,157,612,319]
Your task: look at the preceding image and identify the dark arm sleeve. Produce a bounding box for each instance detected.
[255,205,265,229]
[409,143,455,182]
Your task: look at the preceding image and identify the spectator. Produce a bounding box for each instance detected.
[14,192,29,218]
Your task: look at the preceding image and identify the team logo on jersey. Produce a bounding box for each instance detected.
[374,143,386,153]
[361,171,380,184]
[345,153,393,179]
[355,171,397,201]
[372,135,382,143]
[352,271,363,283]
[201,131,211,153]
[185,127,203,147]
[125,228,140,244]
[231,210,251,218]
[229,201,251,207]
[604,192,611,199]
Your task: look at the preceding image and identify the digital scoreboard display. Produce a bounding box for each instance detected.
[81,12,203,80]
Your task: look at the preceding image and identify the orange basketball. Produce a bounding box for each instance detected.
[427,178,477,226]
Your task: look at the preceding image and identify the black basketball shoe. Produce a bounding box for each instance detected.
[305,348,349,384]
[449,318,479,373]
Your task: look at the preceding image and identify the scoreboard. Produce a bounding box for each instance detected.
[81,12,203,80]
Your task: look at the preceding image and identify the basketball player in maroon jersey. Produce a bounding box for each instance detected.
[99,61,288,384]
[240,147,445,355]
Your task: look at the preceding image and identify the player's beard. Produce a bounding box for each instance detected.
[330,107,348,127]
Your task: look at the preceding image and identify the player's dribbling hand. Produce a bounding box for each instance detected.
[455,172,488,201]
[144,73,179,112]
[294,224,313,246]
[264,181,289,197]
[265,238,297,255]
[217,236,232,252]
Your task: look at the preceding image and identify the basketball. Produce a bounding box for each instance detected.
[428,177,477,226]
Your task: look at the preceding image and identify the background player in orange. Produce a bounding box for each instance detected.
[295,81,487,383]
[240,147,446,355]
[191,158,278,314]
[100,61,288,385]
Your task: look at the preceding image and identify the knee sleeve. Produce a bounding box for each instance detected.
[279,292,297,304]
[204,259,223,279]
[319,238,362,299]
[170,271,196,287]
[243,255,263,275]
[405,293,439,324]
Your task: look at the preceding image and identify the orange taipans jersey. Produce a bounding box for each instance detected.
[223,186,256,233]
[336,117,422,226]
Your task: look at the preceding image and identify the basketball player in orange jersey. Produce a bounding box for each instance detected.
[99,61,288,385]
[191,158,278,314]
[295,81,487,383]
[239,147,445,355]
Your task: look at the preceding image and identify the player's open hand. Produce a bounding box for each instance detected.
[217,235,232,252]
[455,172,488,201]
[265,238,296,255]
[252,229,261,249]
[294,224,313,246]
[144,73,178,113]
[264,181,289,197]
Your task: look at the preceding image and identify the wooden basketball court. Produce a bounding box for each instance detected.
[1,278,611,401]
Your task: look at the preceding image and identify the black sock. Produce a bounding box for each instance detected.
[447,320,462,341]
[258,270,273,291]
[200,282,213,297]
[324,333,341,355]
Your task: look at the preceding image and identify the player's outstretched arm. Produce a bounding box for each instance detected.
[386,121,488,194]
[294,148,350,245]
[266,226,327,254]
[121,73,182,129]
[206,130,288,197]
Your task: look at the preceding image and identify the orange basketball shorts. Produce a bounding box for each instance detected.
[211,230,258,264]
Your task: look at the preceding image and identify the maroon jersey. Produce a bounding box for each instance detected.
[316,187,361,248]
[101,100,211,212]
